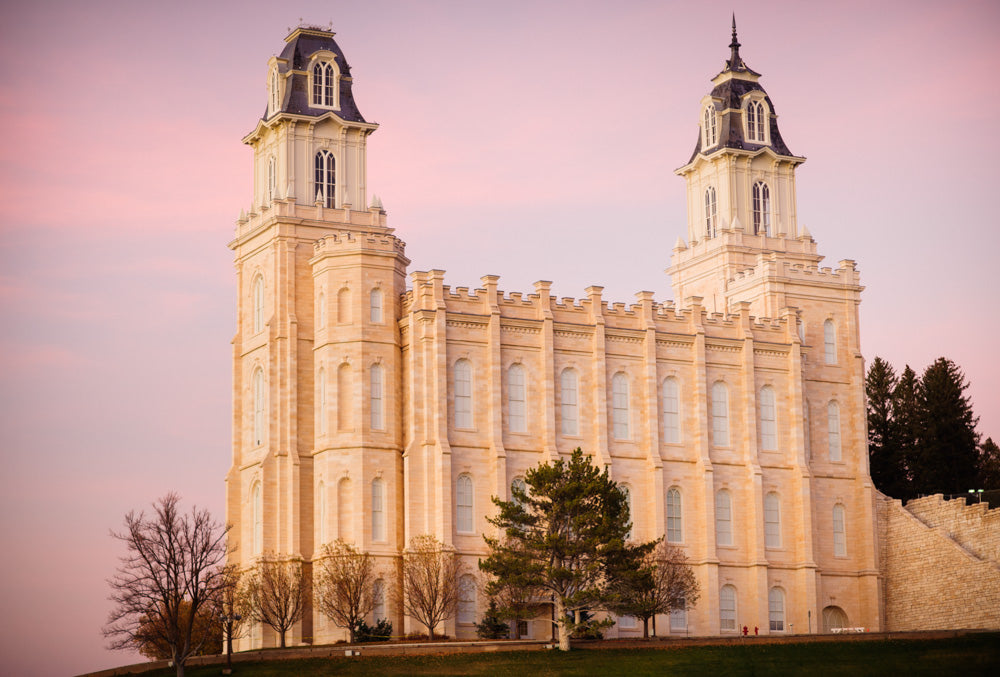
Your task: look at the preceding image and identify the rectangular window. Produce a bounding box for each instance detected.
[663,378,680,444]
[833,505,847,557]
[454,361,472,429]
[560,369,578,436]
[370,365,383,431]
[716,491,732,546]
[764,493,781,549]
[508,365,526,433]
[670,603,687,632]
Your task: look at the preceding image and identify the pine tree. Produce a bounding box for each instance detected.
[977,437,1000,490]
[892,366,921,501]
[913,358,980,496]
[866,357,904,497]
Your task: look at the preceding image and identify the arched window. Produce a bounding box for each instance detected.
[253,368,265,446]
[314,150,336,207]
[252,275,264,334]
[317,367,327,435]
[828,400,842,462]
[458,574,477,624]
[267,156,277,203]
[338,477,353,543]
[703,105,718,148]
[508,363,526,433]
[317,481,326,545]
[716,489,733,546]
[252,482,262,555]
[666,487,682,543]
[337,286,351,324]
[337,363,352,431]
[719,585,737,631]
[705,186,718,238]
[560,368,579,436]
[752,181,770,236]
[764,492,781,548]
[369,288,383,324]
[833,504,847,557]
[822,605,848,633]
[611,372,630,440]
[269,68,280,116]
[759,385,776,451]
[371,478,385,541]
[711,381,729,447]
[453,359,473,429]
[511,477,527,510]
[373,579,387,622]
[370,363,384,431]
[311,61,336,107]
[823,319,836,365]
[746,100,766,142]
[456,474,474,533]
[769,587,785,632]
[621,485,633,541]
[317,291,326,328]
[662,377,680,444]
[670,601,687,632]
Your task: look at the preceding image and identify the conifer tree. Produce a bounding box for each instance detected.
[913,358,980,495]
[892,365,922,501]
[978,437,1000,490]
[866,357,906,497]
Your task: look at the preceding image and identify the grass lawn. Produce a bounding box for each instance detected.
[169,634,1000,677]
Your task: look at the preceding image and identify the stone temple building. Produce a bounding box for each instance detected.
[225,24,998,649]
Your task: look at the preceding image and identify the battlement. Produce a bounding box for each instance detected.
[313,230,407,256]
[728,258,861,289]
[232,199,390,244]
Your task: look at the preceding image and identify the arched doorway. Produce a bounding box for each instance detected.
[822,605,848,633]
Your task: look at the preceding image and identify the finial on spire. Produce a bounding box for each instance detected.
[728,14,742,70]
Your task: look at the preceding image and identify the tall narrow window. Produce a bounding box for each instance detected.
[560,368,578,435]
[311,61,336,107]
[314,150,336,207]
[267,156,276,203]
[458,574,476,624]
[454,359,472,429]
[269,68,280,116]
[833,504,847,557]
[705,186,718,238]
[370,363,384,431]
[711,381,729,447]
[317,481,326,545]
[759,385,777,451]
[823,319,836,364]
[752,181,771,236]
[662,377,680,444]
[703,105,718,147]
[716,489,733,546]
[338,477,353,543]
[764,492,781,548]
[720,585,737,631]
[746,100,765,142]
[318,368,327,435]
[371,478,385,541]
[769,588,785,632]
[804,400,812,462]
[253,368,265,446]
[828,400,842,462]
[373,579,386,621]
[666,487,682,543]
[611,372,630,439]
[252,482,262,555]
[337,286,351,324]
[337,363,352,431]
[317,292,326,328]
[508,363,526,433]
[511,478,527,510]
[456,474,474,533]
[622,485,633,541]
[252,275,264,334]
[670,602,687,632]
[369,288,383,324]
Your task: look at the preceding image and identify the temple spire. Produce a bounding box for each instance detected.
[728,14,743,71]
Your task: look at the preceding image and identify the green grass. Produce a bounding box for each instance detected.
[169,634,1000,677]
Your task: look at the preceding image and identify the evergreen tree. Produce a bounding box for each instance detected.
[977,437,1000,490]
[866,357,906,497]
[892,365,921,501]
[913,358,980,496]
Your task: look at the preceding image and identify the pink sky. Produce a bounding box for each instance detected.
[1,1,998,674]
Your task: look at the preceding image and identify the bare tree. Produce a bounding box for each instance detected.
[314,540,380,643]
[213,564,248,673]
[397,534,465,640]
[104,493,228,677]
[610,540,700,638]
[244,555,306,648]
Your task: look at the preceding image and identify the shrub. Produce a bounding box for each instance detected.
[475,601,511,639]
[352,618,393,642]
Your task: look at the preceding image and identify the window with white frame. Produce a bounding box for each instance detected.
[746,100,766,142]
[252,482,262,555]
[828,400,842,462]
[252,275,264,334]
[705,186,718,238]
[456,474,474,533]
[267,156,277,203]
[370,363,384,431]
[458,574,476,624]
[716,489,733,546]
[318,368,327,435]
[369,288,383,324]
[764,492,781,548]
[560,368,579,435]
[314,150,336,207]
[611,372,630,439]
[371,477,385,541]
[833,504,847,557]
[663,377,680,443]
[666,487,682,543]
[769,587,785,632]
[752,181,770,236]
[823,319,836,364]
[759,385,777,451]
[253,368,265,446]
[621,485,633,541]
[269,68,280,116]
[311,61,336,108]
[511,477,527,510]
[670,600,687,632]
[317,481,326,545]
[703,105,718,148]
[508,363,526,433]
[619,614,637,629]
[711,381,729,447]
[720,585,737,631]
[454,359,473,429]
[373,579,386,621]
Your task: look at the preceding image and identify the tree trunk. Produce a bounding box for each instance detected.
[279,630,286,648]
[554,596,571,651]
[652,615,657,637]
[175,658,184,677]
[428,624,435,641]
[642,617,649,639]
